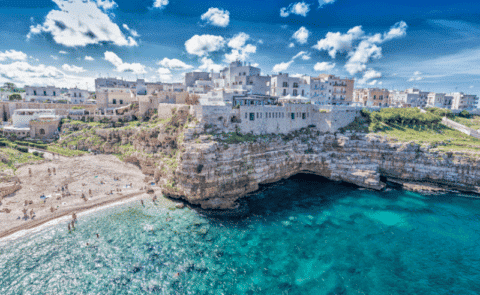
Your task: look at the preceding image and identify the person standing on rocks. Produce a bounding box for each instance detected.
[28,168,32,177]
[53,167,56,175]
[22,208,28,220]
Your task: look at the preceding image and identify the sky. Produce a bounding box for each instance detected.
[1,0,480,94]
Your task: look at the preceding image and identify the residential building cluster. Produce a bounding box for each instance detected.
[1,60,478,141]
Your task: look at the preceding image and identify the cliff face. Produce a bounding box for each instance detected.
[162,131,480,211]
[59,115,480,212]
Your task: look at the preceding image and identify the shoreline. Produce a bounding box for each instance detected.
[0,190,165,242]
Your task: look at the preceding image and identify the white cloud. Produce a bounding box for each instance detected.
[228,32,249,49]
[318,0,336,8]
[104,51,146,74]
[201,8,230,27]
[28,0,137,47]
[288,43,295,48]
[313,21,407,75]
[408,71,423,81]
[85,56,94,61]
[157,58,193,70]
[292,26,310,44]
[50,55,59,60]
[470,85,474,89]
[185,34,225,56]
[0,50,28,62]
[280,2,310,17]
[59,50,68,55]
[273,61,294,73]
[224,33,256,63]
[251,63,259,67]
[157,68,171,75]
[357,69,382,85]
[301,53,311,60]
[367,80,378,86]
[0,61,93,90]
[314,62,335,72]
[122,24,139,37]
[273,51,308,73]
[198,57,224,72]
[153,0,168,9]
[312,26,364,58]
[96,0,116,10]
[62,63,86,73]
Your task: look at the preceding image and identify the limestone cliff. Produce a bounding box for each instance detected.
[58,114,480,213]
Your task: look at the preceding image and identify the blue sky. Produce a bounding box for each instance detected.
[1,0,480,94]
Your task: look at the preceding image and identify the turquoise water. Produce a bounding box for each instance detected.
[2,174,480,294]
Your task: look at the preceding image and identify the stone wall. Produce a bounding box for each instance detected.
[0,102,97,121]
[442,117,480,139]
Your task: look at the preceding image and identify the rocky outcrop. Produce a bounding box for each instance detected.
[161,131,480,212]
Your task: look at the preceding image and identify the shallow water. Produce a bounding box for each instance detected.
[2,174,480,294]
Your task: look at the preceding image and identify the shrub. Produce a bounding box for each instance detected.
[16,146,28,153]
[459,110,470,118]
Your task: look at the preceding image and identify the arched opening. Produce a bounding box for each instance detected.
[39,129,45,135]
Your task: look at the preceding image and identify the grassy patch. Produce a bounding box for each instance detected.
[0,148,43,172]
[452,115,480,130]
[47,145,88,157]
[378,124,480,154]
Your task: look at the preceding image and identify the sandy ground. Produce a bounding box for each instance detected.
[0,154,174,239]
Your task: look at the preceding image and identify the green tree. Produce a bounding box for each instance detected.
[8,93,22,101]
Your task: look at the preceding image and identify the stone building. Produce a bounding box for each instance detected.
[185,72,210,87]
[25,86,62,102]
[427,93,452,109]
[2,109,60,139]
[353,88,390,107]
[449,92,478,110]
[68,88,90,104]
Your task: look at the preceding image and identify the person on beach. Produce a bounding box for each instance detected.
[71,220,75,230]
[153,195,157,203]
[72,212,77,221]
[141,199,144,206]
[28,168,32,177]
[48,168,51,176]
[96,233,99,238]
[89,189,92,196]
[68,223,71,232]
[50,206,55,213]
[30,209,34,219]
[22,208,28,220]
[53,167,56,175]
[24,200,28,206]
[62,186,64,192]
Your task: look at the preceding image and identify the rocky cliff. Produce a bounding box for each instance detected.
[58,113,480,214]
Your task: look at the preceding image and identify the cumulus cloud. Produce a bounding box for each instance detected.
[28,0,137,47]
[280,2,310,17]
[272,61,294,73]
[288,43,295,48]
[318,0,336,8]
[185,34,225,56]
[408,71,423,81]
[312,26,365,58]
[314,62,335,72]
[59,50,68,55]
[122,24,139,37]
[153,0,168,9]
[85,56,94,61]
[292,27,310,44]
[198,57,224,72]
[157,58,193,70]
[357,69,382,85]
[0,50,28,62]
[201,8,230,27]
[50,55,59,60]
[272,51,308,72]
[0,61,93,89]
[313,21,408,75]
[96,0,116,10]
[62,63,86,73]
[224,33,257,63]
[104,51,146,74]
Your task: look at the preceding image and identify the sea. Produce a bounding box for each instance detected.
[1,174,480,295]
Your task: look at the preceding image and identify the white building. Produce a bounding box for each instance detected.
[427,92,452,109]
[390,88,428,108]
[95,78,137,89]
[68,88,90,104]
[449,92,478,110]
[185,72,210,88]
[25,86,62,102]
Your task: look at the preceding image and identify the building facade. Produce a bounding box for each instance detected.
[25,86,62,102]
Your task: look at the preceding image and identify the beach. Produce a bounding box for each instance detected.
[0,154,175,239]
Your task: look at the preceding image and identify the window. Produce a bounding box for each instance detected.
[374,95,376,100]
[265,112,267,118]
[74,93,76,97]
[302,90,305,96]
[44,91,47,96]
[113,99,117,104]
[257,113,259,118]
[34,90,37,95]
[245,113,248,119]
[79,93,82,97]
[293,90,298,96]
[120,100,123,104]
[283,89,287,96]
[293,83,299,88]
[39,129,45,135]
[283,82,288,87]
[302,113,306,119]
[53,91,56,96]
[249,113,255,121]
